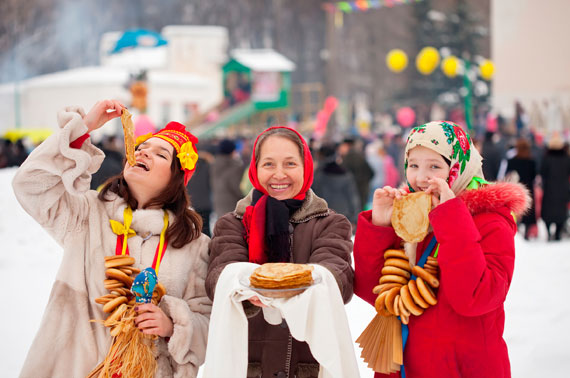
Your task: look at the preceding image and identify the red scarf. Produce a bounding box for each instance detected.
[243,126,314,264]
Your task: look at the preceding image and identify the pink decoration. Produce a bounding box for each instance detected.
[396,107,416,128]
[205,110,220,123]
[486,113,498,133]
[134,114,156,138]
[314,96,339,139]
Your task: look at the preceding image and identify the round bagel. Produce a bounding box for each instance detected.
[374,283,403,295]
[400,311,409,325]
[381,266,411,279]
[384,258,412,272]
[95,294,116,305]
[375,291,389,314]
[400,285,424,316]
[379,274,409,285]
[393,294,401,317]
[105,255,130,262]
[104,303,128,327]
[106,268,134,287]
[423,267,439,276]
[398,295,410,317]
[102,296,127,313]
[416,277,438,306]
[408,280,429,309]
[383,249,409,261]
[105,256,136,269]
[412,266,440,288]
[384,286,401,315]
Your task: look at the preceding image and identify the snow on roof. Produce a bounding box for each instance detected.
[148,71,210,87]
[230,49,296,72]
[1,65,209,90]
[20,66,130,88]
[102,46,168,70]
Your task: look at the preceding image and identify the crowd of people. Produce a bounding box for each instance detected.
[6,99,570,378]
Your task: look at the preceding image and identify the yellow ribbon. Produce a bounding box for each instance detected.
[109,207,169,272]
[155,211,169,273]
[109,207,135,255]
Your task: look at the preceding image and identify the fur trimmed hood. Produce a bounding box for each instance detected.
[458,181,531,218]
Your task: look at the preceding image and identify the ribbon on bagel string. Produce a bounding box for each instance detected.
[400,235,438,377]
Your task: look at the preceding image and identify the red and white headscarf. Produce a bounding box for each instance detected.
[404,121,485,195]
[243,126,314,264]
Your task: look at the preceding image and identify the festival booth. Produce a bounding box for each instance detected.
[190,49,296,138]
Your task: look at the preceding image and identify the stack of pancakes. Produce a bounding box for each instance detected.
[250,263,314,290]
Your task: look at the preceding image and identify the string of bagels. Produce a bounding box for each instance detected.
[356,191,439,374]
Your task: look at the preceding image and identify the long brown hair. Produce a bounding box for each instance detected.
[98,147,202,248]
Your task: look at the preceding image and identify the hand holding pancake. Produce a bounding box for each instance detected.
[83,99,125,133]
[425,177,455,207]
[371,186,408,227]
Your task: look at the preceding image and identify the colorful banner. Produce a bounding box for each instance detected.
[322,0,424,13]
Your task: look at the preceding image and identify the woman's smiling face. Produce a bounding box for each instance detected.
[256,135,304,200]
[123,137,174,206]
[406,146,450,192]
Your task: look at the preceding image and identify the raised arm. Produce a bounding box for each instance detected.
[12,103,120,244]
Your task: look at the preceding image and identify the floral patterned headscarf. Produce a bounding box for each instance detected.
[404,121,485,195]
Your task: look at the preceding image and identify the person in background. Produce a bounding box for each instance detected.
[540,134,570,241]
[312,143,360,227]
[481,130,503,181]
[12,100,211,377]
[353,121,529,378]
[211,138,245,220]
[365,139,400,208]
[506,138,538,239]
[206,126,354,378]
[187,150,214,236]
[338,137,374,210]
[91,135,124,190]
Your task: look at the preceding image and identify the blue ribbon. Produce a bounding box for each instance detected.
[400,235,438,377]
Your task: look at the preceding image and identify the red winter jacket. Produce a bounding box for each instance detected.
[354,183,529,378]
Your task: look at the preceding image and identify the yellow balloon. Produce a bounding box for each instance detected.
[479,59,494,80]
[386,49,408,73]
[416,47,440,75]
[441,55,459,78]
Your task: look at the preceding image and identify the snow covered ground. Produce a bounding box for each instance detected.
[1,166,569,377]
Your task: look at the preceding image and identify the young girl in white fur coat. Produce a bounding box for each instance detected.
[12,100,211,378]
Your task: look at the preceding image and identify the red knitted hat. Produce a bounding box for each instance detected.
[136,121,199,185]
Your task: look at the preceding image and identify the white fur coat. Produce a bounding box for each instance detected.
[12,107,211,378]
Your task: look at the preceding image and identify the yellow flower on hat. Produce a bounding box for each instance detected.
[135,133,153,147]
[177,141,198,171]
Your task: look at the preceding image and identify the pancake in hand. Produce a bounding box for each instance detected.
[121,108,136,166]
[391,192,432,242]
[249,263,314,290]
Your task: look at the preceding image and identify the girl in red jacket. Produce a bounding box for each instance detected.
[353,121,530,378]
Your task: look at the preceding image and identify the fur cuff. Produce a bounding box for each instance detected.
[160,295,197,365]
[56,107,105,195]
